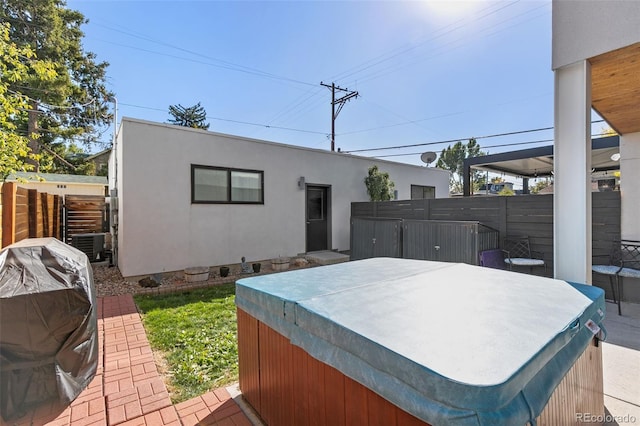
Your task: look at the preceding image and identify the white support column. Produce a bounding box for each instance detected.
[620,132,640,241]
[554,60,592,283]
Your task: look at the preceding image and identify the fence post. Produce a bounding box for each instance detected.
[1,182,17,248]
[53,195,61,241]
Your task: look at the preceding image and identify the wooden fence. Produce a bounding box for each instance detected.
[64,195,107,243]
[1,182,62,248]
[352,192,621,287]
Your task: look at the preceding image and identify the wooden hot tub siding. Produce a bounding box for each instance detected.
[237,308,604,426]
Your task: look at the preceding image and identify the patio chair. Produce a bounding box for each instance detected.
[592,240,640,315]
[503,236,546,274]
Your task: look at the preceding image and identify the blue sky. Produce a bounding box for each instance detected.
[69,0,568,168]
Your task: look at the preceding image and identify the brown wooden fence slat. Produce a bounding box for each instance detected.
[41,192,49,237]
[1,183,63,248]
[64,194,106,243]
[1,183,17,247]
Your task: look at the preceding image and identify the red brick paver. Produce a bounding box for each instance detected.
[0,294,254,426]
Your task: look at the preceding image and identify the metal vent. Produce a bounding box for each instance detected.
[71,233,106,262]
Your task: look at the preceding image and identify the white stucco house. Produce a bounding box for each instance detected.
[110,117,450,277]
[552,1,640,283]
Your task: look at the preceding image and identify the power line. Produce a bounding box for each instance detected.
[341,97,465,136]
[330,1,523,85]
[91,2,530,136]
[85,3,546,143]
[90,24,316,88]
[341,91,553,137]
[119,102,328,136]
[344,120,605,154]
[341,2,549,88]
[374,139,554,158]
[374,131,613,159]
[7,89,97,110]
[343,128,551,154]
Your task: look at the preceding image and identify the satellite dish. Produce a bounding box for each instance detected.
[420,151,437,165]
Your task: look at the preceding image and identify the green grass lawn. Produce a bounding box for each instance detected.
[134,284,238,403]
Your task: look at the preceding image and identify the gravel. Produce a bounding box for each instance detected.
[92,265,159,297]
[92,258,317,298]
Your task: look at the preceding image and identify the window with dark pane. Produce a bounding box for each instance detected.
[308,189,324,220]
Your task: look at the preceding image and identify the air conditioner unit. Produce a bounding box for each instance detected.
[71,233,106,262]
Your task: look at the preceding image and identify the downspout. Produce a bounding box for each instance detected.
[110,97,118,266]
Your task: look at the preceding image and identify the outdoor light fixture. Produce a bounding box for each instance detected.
[298,176,306,189]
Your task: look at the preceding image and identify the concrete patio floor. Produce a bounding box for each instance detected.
[602,301,640,425]
[2,296,638,426]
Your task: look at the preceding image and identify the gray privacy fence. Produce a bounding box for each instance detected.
[351,192,627,299]
[351,218,499,265]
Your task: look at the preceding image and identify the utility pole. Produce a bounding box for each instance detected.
[320,82,358,151]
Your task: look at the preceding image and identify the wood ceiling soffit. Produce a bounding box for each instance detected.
[590,43,640,135]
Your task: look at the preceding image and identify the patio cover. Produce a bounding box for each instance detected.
[0,238,98,421]
[462,135,619,195]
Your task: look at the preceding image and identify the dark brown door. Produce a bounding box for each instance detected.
[306,186,329,252]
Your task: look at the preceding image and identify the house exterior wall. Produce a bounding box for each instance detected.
[89,151,110,176]
[620,132,640,240]
[115,118,450,277]
[552,0,640,69]
[553,1,640,283]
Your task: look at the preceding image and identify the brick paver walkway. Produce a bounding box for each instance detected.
[1,295,253,426]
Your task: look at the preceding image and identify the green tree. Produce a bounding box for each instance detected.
[436,138,485,193]
[168,102,210,130]
[364,165,395,201]
[498,187,515,196]
[530,178,552,194]
[1,0,113,171]
[38,141,97,175]
[0,22,56,180]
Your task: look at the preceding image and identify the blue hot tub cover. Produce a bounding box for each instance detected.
[236,257,605,426]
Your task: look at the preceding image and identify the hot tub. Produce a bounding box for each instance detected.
[235,258,605,426]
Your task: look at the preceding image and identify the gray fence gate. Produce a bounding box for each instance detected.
[402,220,499,265]
[350,218,402,261]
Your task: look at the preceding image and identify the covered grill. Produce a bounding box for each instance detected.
[0,238,98,421]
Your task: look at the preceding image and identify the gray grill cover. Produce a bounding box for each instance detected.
[0,238,98,421]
